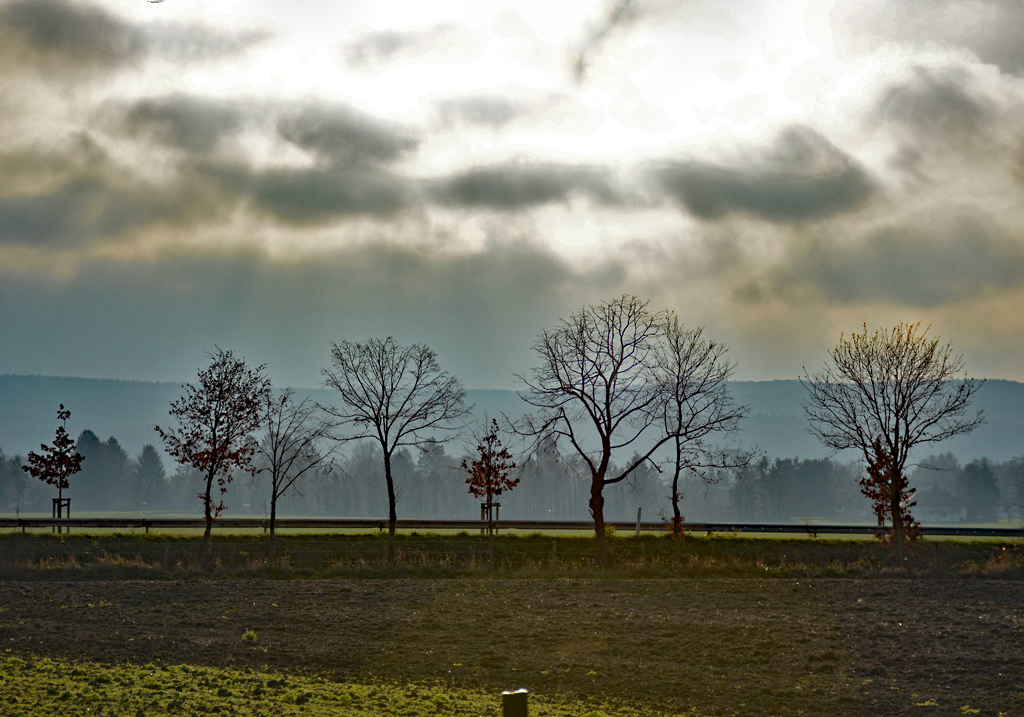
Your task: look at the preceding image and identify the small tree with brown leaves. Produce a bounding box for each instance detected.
[860,438,921,549]
[23,404,84,507]
[156,348,271,546]
[462,419,517,533]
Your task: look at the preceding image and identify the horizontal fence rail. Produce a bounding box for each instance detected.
[0,518,1022,538]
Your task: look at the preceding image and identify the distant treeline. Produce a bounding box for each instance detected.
[3,376,1024,464]
[3,431,1023,524]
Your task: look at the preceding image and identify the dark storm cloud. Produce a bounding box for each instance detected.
[654,127,875,223]
[0,0,144,68]
[339,24,464,68]
[427,164,622,210]
[0,172,221,246]
[250,167,407,221]
[875,65,1016,179]
[277,101,420,165]
[143,22,272,65]
[2,78,635,237]
[880,66,988,138]
[0,239,623,387]
[0,123,228,246]
[0,0,271,74]
[850,0,1024,75]
[200,163,408,223]
[434,95,531,129]
[767,214,1024,307]
[0,178,105,245]
[124,94,245,154]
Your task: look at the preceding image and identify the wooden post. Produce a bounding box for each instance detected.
[52,498,70,534]
[635,506,642,538]
[502,689,528,717]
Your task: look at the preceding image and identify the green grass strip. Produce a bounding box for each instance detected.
[0,652,698,717]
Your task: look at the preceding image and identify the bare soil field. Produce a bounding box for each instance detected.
[1,577,1021,717]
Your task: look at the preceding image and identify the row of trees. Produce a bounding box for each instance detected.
[14,297,990,559]
[6,435,1021,526]
[140,298,749,560]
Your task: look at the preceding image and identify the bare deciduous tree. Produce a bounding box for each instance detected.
[322,337,470,560]
[156,348,271,547]
[254,388,338,545]
[802,322,984,558]
[519,295,671,555]
[653,316,749,538]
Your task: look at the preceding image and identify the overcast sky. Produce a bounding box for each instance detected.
[1,0,1022,388]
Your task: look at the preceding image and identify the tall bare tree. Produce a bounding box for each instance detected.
[322,337,470,560]
[519,295,673,554]
[254,388,338,545]
[802,322,984,558]
[156,348,271,547]
[653,316,749,538]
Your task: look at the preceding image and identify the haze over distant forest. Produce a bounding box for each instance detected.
[2,374,1021,523]
[2,375,1024,462]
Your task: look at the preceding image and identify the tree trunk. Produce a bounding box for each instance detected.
[590,474,607,561]
[671,473,683,540]
[384,450,397,564]
[891,475,905,563]
[486,488,494,536]
[269,482,278,555]
[203,470,215,551]
[670,438,684,540]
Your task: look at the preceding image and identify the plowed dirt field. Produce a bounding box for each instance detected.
[1,578,1021,716]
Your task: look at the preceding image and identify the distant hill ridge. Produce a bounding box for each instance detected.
[1,374,1021,462]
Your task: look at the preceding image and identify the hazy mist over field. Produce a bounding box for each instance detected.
[0,0,1023,391]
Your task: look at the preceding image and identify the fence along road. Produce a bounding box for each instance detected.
[0,518,1021,538]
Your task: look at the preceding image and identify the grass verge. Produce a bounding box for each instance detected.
[0,531,1022,579]
[0,652,689,717]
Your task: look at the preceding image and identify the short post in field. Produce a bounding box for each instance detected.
[502,688,528,717]
[635,506,641,538]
